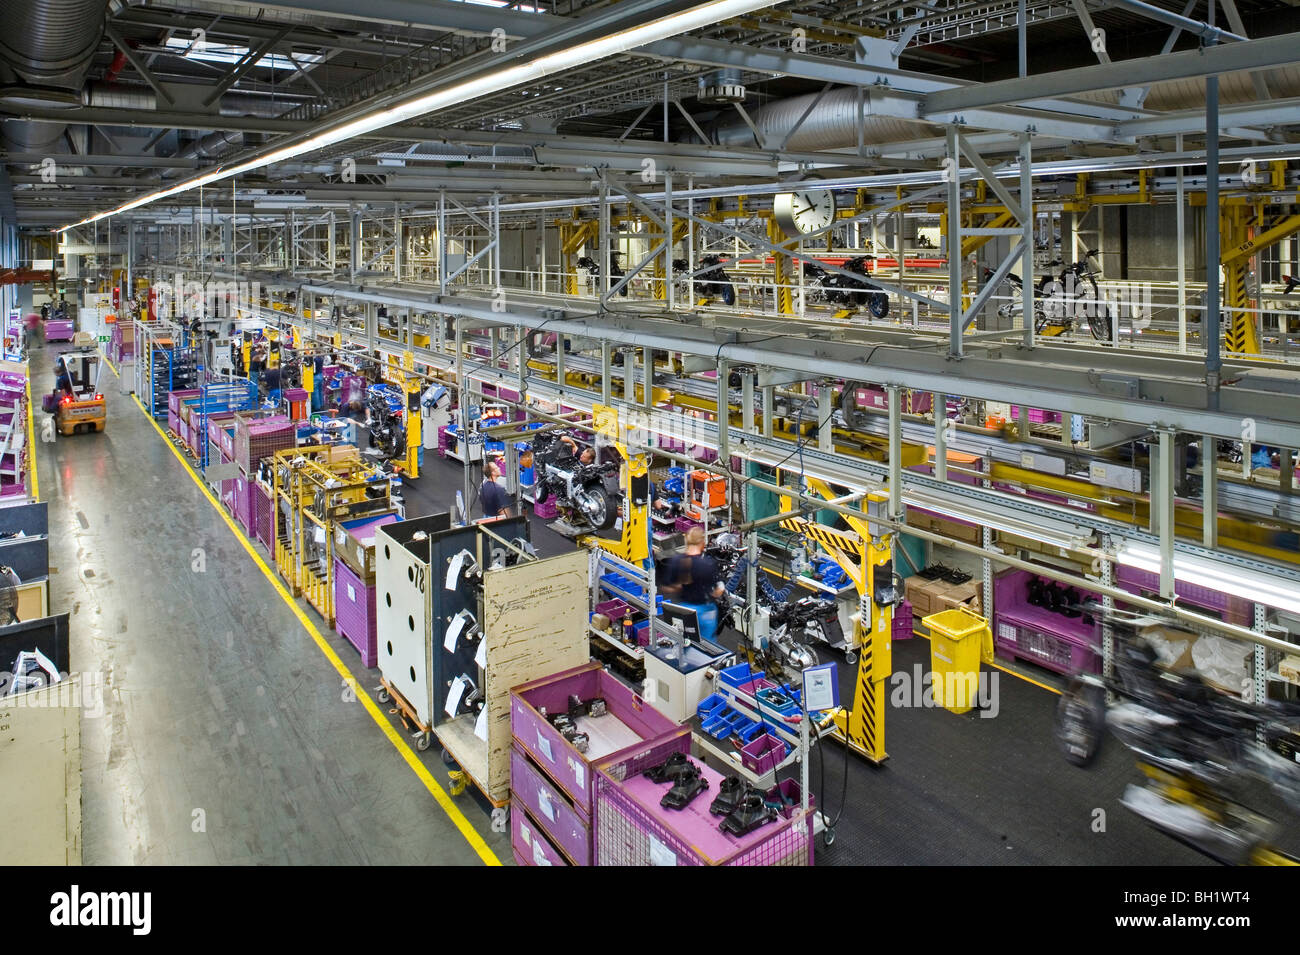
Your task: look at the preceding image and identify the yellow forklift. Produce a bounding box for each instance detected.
[45,334,106,435]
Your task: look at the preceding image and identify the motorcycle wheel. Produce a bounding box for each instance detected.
[721,284,736,306]
[580,481,617,530]
[867,293,889,319]
[1055,678,1107,767]
[1080,276,1113,343]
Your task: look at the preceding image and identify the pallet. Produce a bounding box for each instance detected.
[376,676,434,751]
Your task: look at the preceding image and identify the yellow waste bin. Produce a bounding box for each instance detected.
[923,607,991,714]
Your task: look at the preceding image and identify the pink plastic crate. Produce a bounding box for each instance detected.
[511,745,591,865]
[511,663,682,821]
[740,732,785,775]
[168,388,200,416]
[512,804,570,867]
[533,496,558,519]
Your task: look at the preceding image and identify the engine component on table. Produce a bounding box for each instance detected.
[719,789,778,836]
[588,697,608,718]
[643,751,695,784]
[660,764,709,810]
[568,694,586,719]
[1026,577,1045,606]
[1060,587,1082,618]
[577,252,628,297]
[770,629,819,672]
[569,732,590,755]
[709,775,750,816]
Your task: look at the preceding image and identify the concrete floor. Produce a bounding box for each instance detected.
[32,341,505,865]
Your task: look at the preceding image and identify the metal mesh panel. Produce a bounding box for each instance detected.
[594,731,811,866]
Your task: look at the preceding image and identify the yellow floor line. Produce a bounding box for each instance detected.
[24,373,38,502]
[128,390,501,865]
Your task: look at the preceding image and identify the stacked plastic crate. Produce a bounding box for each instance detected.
[233,412,296,544]
[0,363,30,500]
[509,662,682,866]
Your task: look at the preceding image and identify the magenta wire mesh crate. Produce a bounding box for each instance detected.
[233,411,296,474]
[233,474,254,532]
[594,747,813,867]
[252,480,274,551]
[333,557,378,667]
[511,662,682,822]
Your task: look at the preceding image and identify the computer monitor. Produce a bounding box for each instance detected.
[657,600,701,643]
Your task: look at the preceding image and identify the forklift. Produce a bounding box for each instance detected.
[44,333,106,435]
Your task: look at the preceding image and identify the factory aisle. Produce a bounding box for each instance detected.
[32,344,501,865]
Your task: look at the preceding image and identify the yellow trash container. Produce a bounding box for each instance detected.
[923,607,991,714]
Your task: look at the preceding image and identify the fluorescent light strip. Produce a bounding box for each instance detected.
[1117,541,1300,615]
[58,0,774,233]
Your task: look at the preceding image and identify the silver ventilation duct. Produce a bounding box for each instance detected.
[711,67,1300,152]
[0,0,108,155]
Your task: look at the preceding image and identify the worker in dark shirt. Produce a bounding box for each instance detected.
[263,363,283,403]
[659,525,724,640]
[480,459,513,520]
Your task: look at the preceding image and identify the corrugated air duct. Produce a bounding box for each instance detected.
[0,0,109,153]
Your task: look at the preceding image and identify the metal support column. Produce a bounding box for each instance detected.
[888,384,902,519]
[394,203,403,281]
[438,191,447,294]
[349,208,361,284]
[741,373,754,436]
[1101,534,1115,684]
[761,386,774,438]
[456,321,471,521]
[1253,602,1267,712]
[1156,429,1176,598]
[1206,61,1222,406]
[717,359,729,462]
[945,128,964,359]
[1019,135,1035,349]
[1176,133,1188,353]
[934,391,947,481]
[1203,434,1219,547]
[600,342,612,404]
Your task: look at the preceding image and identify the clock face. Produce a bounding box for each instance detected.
[774,188,836,237]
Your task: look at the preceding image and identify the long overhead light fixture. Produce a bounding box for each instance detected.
[57,0,776,233]
[1116,541,1300,616]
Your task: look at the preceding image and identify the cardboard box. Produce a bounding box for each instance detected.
[937,580,984,614]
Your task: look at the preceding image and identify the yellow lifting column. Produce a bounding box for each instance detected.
[768,217,796,314]
[780,501,893,764]
[579,404,651,564]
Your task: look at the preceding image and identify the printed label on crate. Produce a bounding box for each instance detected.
[474,705,489,742]
[536,731,553,762]
[537,790,555,823]
[347,584,356,603]
[520,823,531,845]
[569,757,585,791]
[533,838,552,866]
[648,834,676,867]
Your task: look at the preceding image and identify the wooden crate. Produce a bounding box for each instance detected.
[436,548,589,805]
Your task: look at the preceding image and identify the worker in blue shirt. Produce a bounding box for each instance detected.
[480,459,513,520]
[659,525,725,641]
